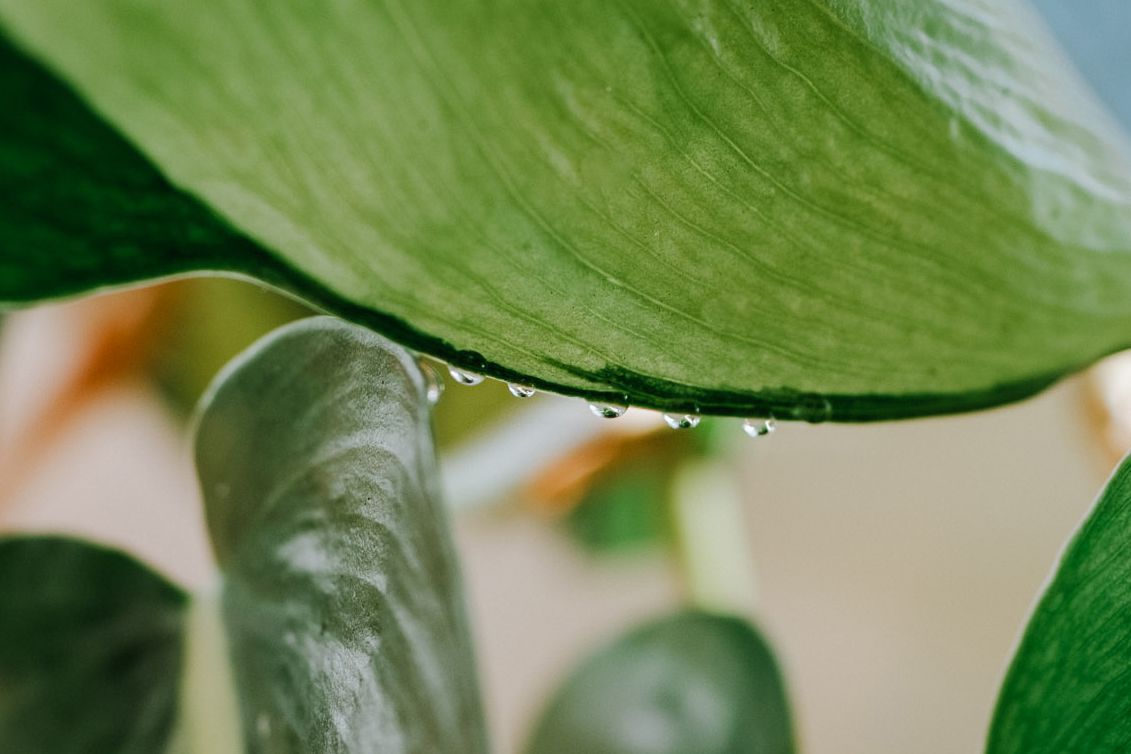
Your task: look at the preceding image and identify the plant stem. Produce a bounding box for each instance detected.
[172,582,244,754]
[670,458,759,618]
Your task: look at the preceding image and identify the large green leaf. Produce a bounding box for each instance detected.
[525,611,794,754]
[0,537,186,754]
[4,1,1131,420]
[987,454,1131,753]
[194,316,487,753]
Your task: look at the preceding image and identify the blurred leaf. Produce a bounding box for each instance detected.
[194,316,487,753]
[568,465,671,554]
[525,611,794,754]
[0,537,185,754]
[5,3,1131,419]
[1031,1,1131,132]
[987,453,1131,753]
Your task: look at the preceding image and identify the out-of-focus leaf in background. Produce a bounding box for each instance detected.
[0,537,185,754]
[567,462,673,555]
[525,610,794,754]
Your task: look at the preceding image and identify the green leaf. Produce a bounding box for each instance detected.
[0,537,186,754]
[0,37,267,303]
[5,2,1131,420]
[525,610,794,754]
[568,465,672,554]
[987,454,1131,753]
[0,317,487,753]
[194,316,488,753]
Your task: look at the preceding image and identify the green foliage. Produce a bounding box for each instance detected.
[0,37,265,302]
[0,538,185,754]
[567,465,672,554]
[987,453,1131,754]
[0,318,487,753]
[5,2,1131,418]
[5,2,1131,751]
[195,317,486,753]
[525,611,795,754]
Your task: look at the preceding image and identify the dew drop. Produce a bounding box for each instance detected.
[589,402,628,419]
[418,360,445,405]
[742,418,777,438]
[507,383,536,398]
[448,366,485,386]
[663,412,701,430]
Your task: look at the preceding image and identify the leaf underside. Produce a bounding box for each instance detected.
[4,1,1131,420]
[987,453,1131,753]
[525,610,795,754]
[0,537,185,754]
[194,316,488,754]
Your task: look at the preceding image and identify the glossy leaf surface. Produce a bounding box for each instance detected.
[525,611,794,754]
[988,453,1131,753]
[195,316,487,753]
[4,2,1131,419]
[0,537,186,754]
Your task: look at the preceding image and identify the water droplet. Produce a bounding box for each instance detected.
[663,412,701,430]
[742,418,776,438]
[589,402,627,419]
[448,366,484,386]
[792,396,833,423]
[507,383,536,398]
[418,360,445,405]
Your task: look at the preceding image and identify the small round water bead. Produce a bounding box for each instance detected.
[662,412,701,430]
[589,403,628,419]
[742,418,777,438]
[448,366,485,386]
[507,384,537,398]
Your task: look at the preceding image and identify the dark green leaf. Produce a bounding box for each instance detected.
[0,36,267,303]
[987,453,1131,753]
[4,2,1131,420]
[525,610,794,754]
[0,537,186,754]
[194,316,487,753]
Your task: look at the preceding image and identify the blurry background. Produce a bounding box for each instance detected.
[0,278,1120,754]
